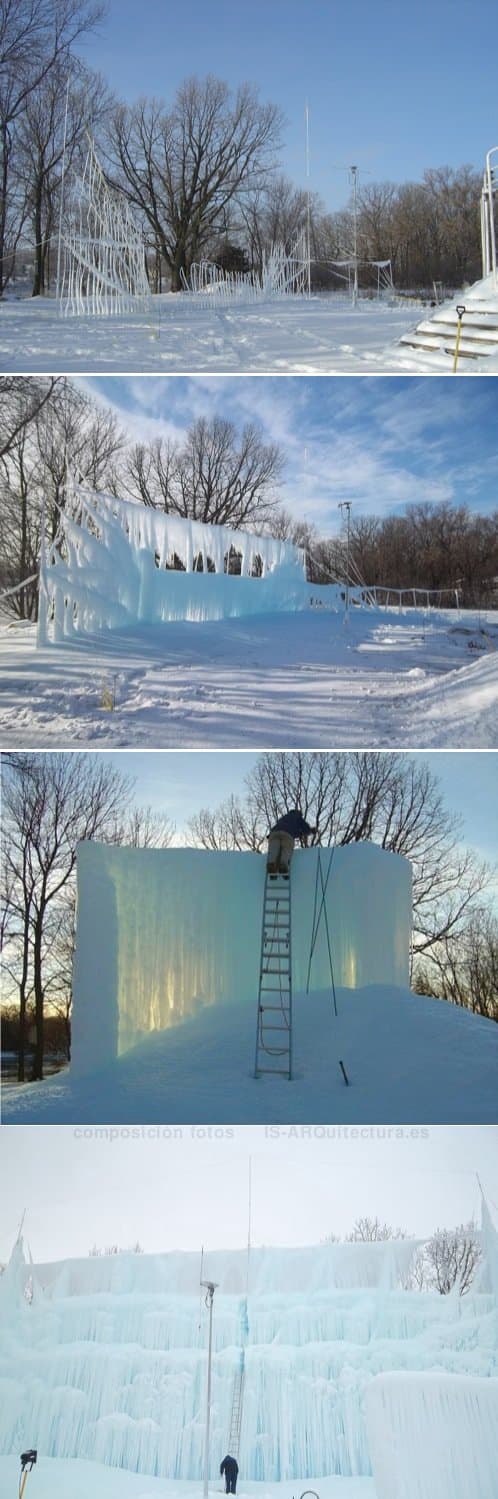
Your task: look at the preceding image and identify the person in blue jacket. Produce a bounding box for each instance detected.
[220,1455,239,1494]
[267,809,316,874]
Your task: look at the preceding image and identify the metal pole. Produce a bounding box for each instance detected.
[55,74,71,306]
[338,501,352,615]
[305,102,311,298]
[350,166,358,305]
[202,1280,218,1499]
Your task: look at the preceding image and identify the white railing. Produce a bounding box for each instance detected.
[481,147,498,284]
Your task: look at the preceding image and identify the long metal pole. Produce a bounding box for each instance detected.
[339,501,352,615]
[55,74,71,306]
[202,1281,217,1499]
[305,102,311,298]
[351,166,358,305]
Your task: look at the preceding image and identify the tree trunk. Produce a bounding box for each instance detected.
[32,909,45,1080]
[32,188,44,296]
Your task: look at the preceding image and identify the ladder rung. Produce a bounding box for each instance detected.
[256,1066,291,1076]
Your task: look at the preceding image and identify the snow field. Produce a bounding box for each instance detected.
[0,609,496,748]
[2,283,498,373]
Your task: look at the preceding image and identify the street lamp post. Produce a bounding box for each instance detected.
[201,1280,218,1499]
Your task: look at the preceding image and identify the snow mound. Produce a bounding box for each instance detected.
[3,983,497,1124]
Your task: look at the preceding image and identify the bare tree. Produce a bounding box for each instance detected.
[415,906,498,1022]
[423,1222,481,1295]
[0,0,104,294]
[17,60,111,296]
[2,754,132,1079]
[2,759,176,1080]
[108,76,282,290]
[187,752,493,969]
[0,377,125,612]
[118,416,283,530]
[0,377,58,462]
[345,1217,408,1242]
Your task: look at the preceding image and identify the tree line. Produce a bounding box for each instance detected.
[1,0,485,300]
[1,750,495,1085]
[304,503,498,608]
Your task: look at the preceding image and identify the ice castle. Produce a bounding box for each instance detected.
[0,1212,497,1496]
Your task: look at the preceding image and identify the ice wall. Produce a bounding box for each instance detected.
[1,1243,497,1485]
[366,1371,498,1499]
[43,487,337,636]
[71,843,412,1074]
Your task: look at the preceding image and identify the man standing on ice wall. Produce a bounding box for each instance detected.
[267,809,316,874]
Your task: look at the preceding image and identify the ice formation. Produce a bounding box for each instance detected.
[180,232,310,305]
[38,483,345,641]
[1,1229,497,1485]
[71,842,412,1074]
[59,140,151,318]
[367,1372,498,1499]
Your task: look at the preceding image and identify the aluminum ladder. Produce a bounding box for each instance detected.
[227,1353,245,1458]
[254,868,292,1079]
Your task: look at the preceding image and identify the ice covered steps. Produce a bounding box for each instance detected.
[400,300,498,362]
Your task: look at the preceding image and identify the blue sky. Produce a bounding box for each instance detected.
[98,749,498,875]
[77,0,497,209]
[82,375,498,531]
[2,1125,497,1260]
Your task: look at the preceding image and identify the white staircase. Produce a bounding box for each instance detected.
[399,146,498,366]
[399,287,498,363]
[254,869,292,1079]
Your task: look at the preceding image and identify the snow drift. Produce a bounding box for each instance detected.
[1,1230,497,1485]
[71,843,412,1074]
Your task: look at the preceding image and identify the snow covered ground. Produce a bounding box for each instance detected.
[1,289,495,373]
[0,1456,375,1498]
[3,983,497,1124]
[1,608,497,748]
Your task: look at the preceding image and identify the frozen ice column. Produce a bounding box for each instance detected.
[71,842,412,1076]
[366,1371,498,1499]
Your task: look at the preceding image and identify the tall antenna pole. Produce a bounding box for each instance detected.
[338,501,352,615]
[305,102,311,298]
[56,73,71,306]
[350,166,359,305]
[201,1280,218,1499]
[246,1157,252,1296]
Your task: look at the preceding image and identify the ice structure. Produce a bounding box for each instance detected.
[180,231,310,305]
[71,842,411,1075]
[367,1372,498,1499]
[1,1222,497,1485]
[38,483,352,642]
[59,140,150,318]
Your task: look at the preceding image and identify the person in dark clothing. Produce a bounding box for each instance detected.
[267,809,316,874]
[220,1455,239,1494]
